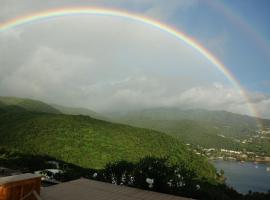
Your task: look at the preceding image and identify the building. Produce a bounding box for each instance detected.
[0,173,192,200]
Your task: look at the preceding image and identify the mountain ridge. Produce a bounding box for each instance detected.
[1,96,269,155]
[0,104,216,180]
[51,103,106,120]
[0,96,60,114]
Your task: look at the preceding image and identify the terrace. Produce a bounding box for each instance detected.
[0,173,191,200]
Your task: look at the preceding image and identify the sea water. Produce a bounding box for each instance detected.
[213,160,270,194]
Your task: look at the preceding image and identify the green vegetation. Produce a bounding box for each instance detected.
[109,108,259,138]
[51,104,106,120]
[0,104,215,180]
[1,97,270,199]
[98,157,240,200]
[108,108,270,155]
[0,96,60,114]
[1,149,269,200]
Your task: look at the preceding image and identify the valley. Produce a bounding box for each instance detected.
[106,108,270,161]
[1,96,270,199]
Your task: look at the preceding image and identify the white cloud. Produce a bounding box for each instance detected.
[0,46,94,101]
[75,80,270,119]
[166,84,270,119]
[251,97,270,119]
[0,0,197,22]
[0,6,269,119]
[0,15,223,108]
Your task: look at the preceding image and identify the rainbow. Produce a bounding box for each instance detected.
[0,7,262,126]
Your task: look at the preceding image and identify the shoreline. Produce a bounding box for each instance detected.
[209,158,270,164]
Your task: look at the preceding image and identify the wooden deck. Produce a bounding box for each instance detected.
[41,178,192,200]
[0,173,41,200]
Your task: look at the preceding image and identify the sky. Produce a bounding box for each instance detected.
[0,0,270,118]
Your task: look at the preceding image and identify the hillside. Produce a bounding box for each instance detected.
[51,104,106,120]
[108,108,259,137]
[0,96,60,114]
[0,105,216,180]
[107,108,270,154]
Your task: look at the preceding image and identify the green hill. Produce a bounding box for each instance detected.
[0,96,60,114]
[108,108,259,137]
[0,105,216,180]
[51,104,106,120]
[107,108,270,154]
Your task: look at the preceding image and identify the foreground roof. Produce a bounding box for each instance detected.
[41,178,192,200]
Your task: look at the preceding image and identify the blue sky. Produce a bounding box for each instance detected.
[162,0,270,93]
[1,0,269,92]
[0,0,270,118]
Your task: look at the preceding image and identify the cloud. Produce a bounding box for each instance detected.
[170,84,247,111]
[0,46,94,102]
[168,84,270,119]
[75,79,270,119]
[0,0,197,22]
[248,93,270,119]
[0,4,269,119]
[99,81,270,119]
[0,15,226,109]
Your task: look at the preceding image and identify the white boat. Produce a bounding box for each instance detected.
[266,167,270,172]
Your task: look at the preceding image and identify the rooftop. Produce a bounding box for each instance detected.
[0,173,40,185]
[41,178,192,200]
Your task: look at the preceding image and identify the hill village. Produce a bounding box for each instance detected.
[191,126,270,164]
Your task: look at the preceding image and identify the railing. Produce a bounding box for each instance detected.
[0,173,41,200]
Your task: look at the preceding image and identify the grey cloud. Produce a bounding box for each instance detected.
[0,0,197,22]
[167,84,270,119]
[1,2,269,118]
[0,16,227,111]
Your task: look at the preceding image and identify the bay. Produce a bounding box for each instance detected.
[213,160,270,194]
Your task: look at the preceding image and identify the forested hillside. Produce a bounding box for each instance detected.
[107,108,270,154]
[0,96,60,114]
[0,104,216,180]
[51,104,105,120]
